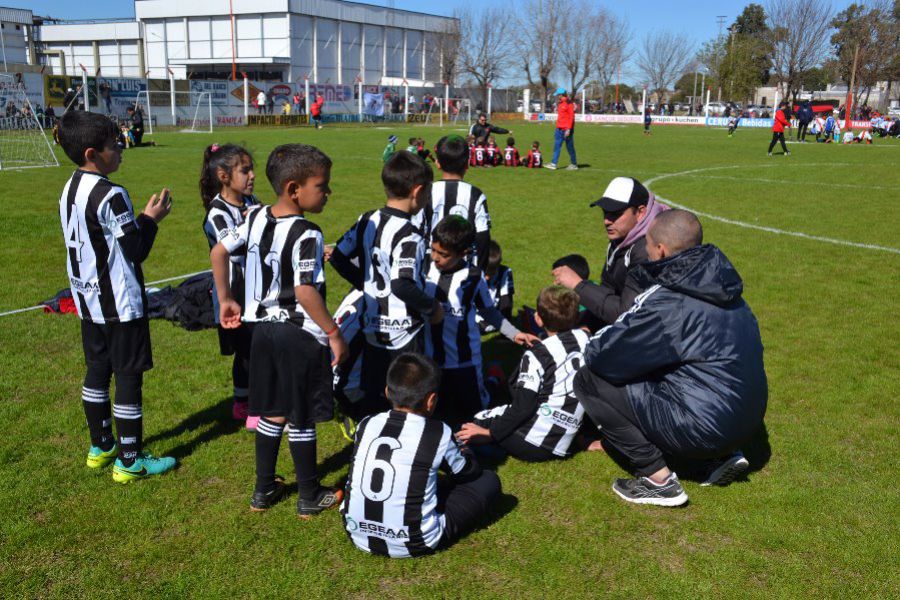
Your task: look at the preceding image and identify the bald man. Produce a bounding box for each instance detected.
[574,210,768,507]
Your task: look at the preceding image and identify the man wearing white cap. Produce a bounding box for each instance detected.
[553,177,668,328]
[546,88,577,170]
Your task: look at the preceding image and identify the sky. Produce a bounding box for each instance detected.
[15,0,856,84]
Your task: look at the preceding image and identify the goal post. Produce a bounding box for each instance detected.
[423,98,472,127]
[131,90,215,133]
[0,76,59,170]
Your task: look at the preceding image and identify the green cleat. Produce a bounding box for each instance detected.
[86,445,118,469]
[111,453,176,483]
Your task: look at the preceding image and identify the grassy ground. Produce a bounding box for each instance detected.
[1,121,898,599]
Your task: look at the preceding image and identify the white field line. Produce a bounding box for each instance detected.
[645,165,900,255]
[0,269,211,318]
[671,173,895,191]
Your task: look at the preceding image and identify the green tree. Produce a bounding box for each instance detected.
[831,2,899,107]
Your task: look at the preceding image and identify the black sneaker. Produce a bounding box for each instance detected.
[250,476,286,512]
[612,473,688,507]
[297,486,344,519]
[701,452,749,487]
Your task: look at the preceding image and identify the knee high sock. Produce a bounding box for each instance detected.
[288,424,319,500]
[232,354,249,400]
[255,418,285,492]
[83,365,114,450]
[112,373,143,466]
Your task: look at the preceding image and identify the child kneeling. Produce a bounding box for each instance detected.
[457,286,590,461]
[342,353,501,558]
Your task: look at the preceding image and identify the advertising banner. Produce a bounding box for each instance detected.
[98,77,147,117]
[247,114,309,126]
[649,115,705,125]
[706,117,773,128]
[579,114,642,124]
[364,92,385,117]
[189,80,229,106]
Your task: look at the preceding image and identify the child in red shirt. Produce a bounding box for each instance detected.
[503,137,521,167]
[525,141,543,168]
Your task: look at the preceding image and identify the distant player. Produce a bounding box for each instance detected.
[382,134,397,163]
[643,107,652,135]
[727,115,739,137]
[341,353,502,558]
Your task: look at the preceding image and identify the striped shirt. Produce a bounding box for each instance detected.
[334,207,426,350]
[333,289,365,404]
[203,193,260,321]
[342,409,472,558]
[59,170,149,324]
[477,265,514,333]
[513,329,589,457]
[220,205,327,344]
[413,180,491,266]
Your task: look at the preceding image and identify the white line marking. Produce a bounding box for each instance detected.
[669,173,894,191]
[645,166,900,255]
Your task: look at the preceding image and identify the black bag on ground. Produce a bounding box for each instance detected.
[163,272,216,331]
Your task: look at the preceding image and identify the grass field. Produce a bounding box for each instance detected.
[1,120,898,599]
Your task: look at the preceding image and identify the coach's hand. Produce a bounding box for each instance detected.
[329,331,349,367]
[430,302,445,324]
[552,265,583,289]
[219,299,242,329]
[144,187,172,223]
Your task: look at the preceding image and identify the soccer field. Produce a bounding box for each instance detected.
[1,121,898,598]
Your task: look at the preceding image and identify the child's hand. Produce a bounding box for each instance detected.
[514,332,539,347]
[144,188,172,223]
[323,244,334,263]
[429,302,444,324]
[219,299,242,329]
[456,423,491,445]
[329,331,349,367]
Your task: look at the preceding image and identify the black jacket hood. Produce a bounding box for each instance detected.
[633,244,744,307]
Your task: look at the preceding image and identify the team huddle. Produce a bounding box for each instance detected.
[57,109,768,559]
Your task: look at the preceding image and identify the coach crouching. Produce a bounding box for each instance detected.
[574,210,767,507]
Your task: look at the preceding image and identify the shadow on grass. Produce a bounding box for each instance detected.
[144,396,241,461]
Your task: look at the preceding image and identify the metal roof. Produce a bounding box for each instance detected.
[0,7,34,25]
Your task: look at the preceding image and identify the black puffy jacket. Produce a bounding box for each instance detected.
[583,244,767,455]
[575,235,649,328]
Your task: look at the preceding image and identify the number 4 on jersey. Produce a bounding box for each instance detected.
[64,211,83,263]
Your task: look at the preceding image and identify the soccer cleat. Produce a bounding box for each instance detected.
[767,152,773,156]
[612,473,688,507]
[338,415,357,443]
[111,453,176,483]
[245,416,260,432]
[297,486,344,519]
[701,452,750,487]
[250,477,286,511]
[785,151,791,156]
[86,444,118,469]
[544,163,557,170]
[566,164,579,170]
[232,399,249,421]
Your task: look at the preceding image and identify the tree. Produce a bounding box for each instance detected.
[517,0,568,110]
[558,2,601,94]
[456,8,515,109]
[434,18,461,85]
[635,31,694,101]
[765,0,833,101]
[592,11,631,105]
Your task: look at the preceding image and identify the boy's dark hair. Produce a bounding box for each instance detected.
[386,353,441,411]
[409,137,417,145]
[126,106,135,113]
[507,137,515,146]
[552,254,590,280]
[434,135,469,175]
[487,240,502,272]
[532,140,540,147]
[476,136,486,145]
[432,215,475,255]
[382,150,433,199]
[199,143,253,210]
[58,111,118,166]
[265,143,331,195]
[537,285,581,332]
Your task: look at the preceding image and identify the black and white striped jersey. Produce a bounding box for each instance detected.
[513,329,590,457]
[220,205,326,343]
[333,289,364,405]
[477,265,515,332]
[59,170,150,324]
[424,261,498,370]
[334,207,426,350]
[341,409,472,558]
[203,194,260,321]
[413,180,491,266]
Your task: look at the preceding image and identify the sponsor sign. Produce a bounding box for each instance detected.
[364,92,385,117]
[706,117,774,128]
[649,115,705,125]
[190,80,229,106]
[247,114,309,126]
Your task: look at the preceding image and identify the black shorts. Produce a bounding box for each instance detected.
[249,321,332,424]
[217,323,253,357]
[81,317,153,375]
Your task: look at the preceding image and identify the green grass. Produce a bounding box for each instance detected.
[1,122,898,599]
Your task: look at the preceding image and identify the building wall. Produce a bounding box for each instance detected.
[0,20,28,65]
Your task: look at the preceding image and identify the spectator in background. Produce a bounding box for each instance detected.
[292,92,302,114]
[796,101,814,142]
[63,88,76,113]
[266,93,275,115]
[310,93,324,128]
[99,81,113,114]
[256,90,266,115]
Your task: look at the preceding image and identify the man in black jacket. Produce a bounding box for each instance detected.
[469,113,511,141]
[796,101,814,142]
[553,177,668,330]
[574,210,767,507]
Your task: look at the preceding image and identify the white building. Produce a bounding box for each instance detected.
[0,7,35,69]
[34,0,456,85]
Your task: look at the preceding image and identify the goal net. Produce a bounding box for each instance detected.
[423,98,472,127]
[133,90,214,133]
[0,76,58,170]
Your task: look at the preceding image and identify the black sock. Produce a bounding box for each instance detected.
[255,418,285,493]
[83,366,115,450]
[113,373,143,466]
[232,354,249,401]
[288,424,319,500]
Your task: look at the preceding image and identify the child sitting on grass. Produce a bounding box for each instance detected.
[341,353,502,558]
[457,286,590,462]
[525,141,543,168]
[503,137,521,167]
[477,240,514,333]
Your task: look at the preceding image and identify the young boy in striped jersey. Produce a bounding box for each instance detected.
[330,151,444,420]
[477,240,514,334]
[413,134,492,271]
[57,110,175,482]
[341,353,501,558]
[426,216,537,428]
[457,286,590,462]
[211,144,346,516]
